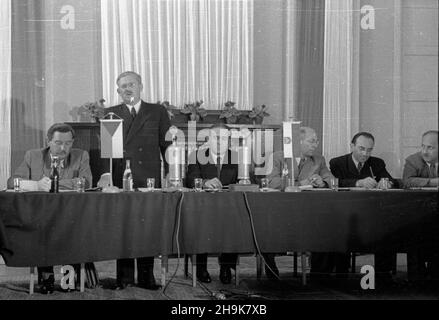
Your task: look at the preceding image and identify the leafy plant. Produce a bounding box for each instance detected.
[180,100,207,121]
[219,101,241,124]
[81,99,106,121]
[158,100,178,120]
[249,104,270,119]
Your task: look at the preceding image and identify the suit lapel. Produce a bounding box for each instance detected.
[42,148,52,177]
[126,101,152,144]
[298,157,317,181]
[347,153,359,177]
[112,104,133,141]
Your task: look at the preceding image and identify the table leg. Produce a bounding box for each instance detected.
[29,267,35,295]
[192,254,196,288]
[301,253,307,286]
[161,255,168,287]
[80,263,85,292]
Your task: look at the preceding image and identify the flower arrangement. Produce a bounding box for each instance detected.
[248,104,270,124]
[81,99,106,121]
[180,100,208,121]
[219,101,241,124]
[158,101,178,120]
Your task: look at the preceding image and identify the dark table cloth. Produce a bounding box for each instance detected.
[0,190,437,267]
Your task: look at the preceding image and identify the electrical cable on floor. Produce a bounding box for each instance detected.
[161,192,185,300]
[242,192,283,282]
[242,192,313,290]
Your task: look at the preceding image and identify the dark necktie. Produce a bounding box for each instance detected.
[298,158,305,174]
[130,107,137,120]
[357,162,363,173]
[216,155,221,179]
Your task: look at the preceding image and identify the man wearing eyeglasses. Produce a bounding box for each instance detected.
[7,122,93,294]
[264,127,334,280]
[97,71,171,291]
[267,127,333,189]
[7,122,92,191]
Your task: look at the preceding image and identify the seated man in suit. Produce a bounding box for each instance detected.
[186,123,239,284]
[330,132,398,286]
[7,123,93,294]
[265,127,334,280]
[402,130,438,282]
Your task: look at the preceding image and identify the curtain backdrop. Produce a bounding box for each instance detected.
[0,0,11,190]
[322,0,360,161]
[295,0,325,154]
[101,0,253,110]
[10,1,46,174]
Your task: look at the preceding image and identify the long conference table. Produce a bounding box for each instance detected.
[0,189,438,269]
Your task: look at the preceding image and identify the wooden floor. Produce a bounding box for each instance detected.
[1,254,438,300]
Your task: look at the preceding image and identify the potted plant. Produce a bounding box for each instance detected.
[158,101,179,121]
[219,101,241,124]
[180,100,208,121]
[80,99,106,122]
[249,104,270,124]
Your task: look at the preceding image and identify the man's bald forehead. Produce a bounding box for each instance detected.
[300,127,316,139]
[422,131,438,142]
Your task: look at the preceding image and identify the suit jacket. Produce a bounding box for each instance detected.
[7,147,92,189]
[329,153,397,188]
[267,151,333,189]
[186,149,239,187]
[402,152,437,188]
[104,100,171,188]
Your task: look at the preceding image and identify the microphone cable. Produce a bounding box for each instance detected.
[242,192,283,282]
[161,192,185,299]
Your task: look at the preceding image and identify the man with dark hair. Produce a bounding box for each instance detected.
[8,123,92,191]
[98,71,171,291]
[186,123,240,284]
[329,132,398,287]
[403,130,438,282]
[7,122,93,294]
[330,132,397,188]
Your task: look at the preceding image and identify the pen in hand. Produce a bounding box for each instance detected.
[369,166,376,179]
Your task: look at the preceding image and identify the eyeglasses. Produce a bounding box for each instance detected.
[305,139,319,145]
[118,82,139,90]
[53,140,73,147]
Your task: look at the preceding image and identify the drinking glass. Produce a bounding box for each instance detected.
[194,178,203,192]
[147,178,155,191]
[260,178,269,191]
[74,177,85,192]
[13,178,22,192]
[329,177,339,191]
[379,177,390,190]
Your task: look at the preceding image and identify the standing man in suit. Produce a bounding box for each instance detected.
[265,127,335,280]
[402,130,438,282]
[186,123,239,284]
[8,123,93,294]
[98,71,171,290]
[330,132,398,287]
